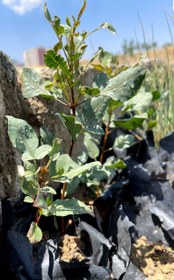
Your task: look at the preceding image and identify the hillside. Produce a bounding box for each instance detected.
[80,46,174,67]
[116,46,174,66]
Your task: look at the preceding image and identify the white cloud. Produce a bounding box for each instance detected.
[2,0,43,15]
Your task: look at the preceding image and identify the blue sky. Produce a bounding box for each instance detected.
[0,0,173,64]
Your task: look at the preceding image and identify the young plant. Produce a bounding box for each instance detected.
[7,0,151,243]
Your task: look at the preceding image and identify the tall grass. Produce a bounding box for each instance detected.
[137,12,174,145]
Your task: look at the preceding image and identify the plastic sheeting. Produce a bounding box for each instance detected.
[2,130,174,279]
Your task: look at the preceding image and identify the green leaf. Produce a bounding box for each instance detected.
[88,48,103,65]
[92,64,106,73]
[7,116,39,156]
[66,177,80,196]
[148,120,157,129]
[92,72,109,90]
[85,165,108,186]
[34,145,52,160]
[105,159,126,169]
[66,16,71,26]
[43,2,52,22]
[80,86,100,96]
[52,17,64,35]
[84,132,100,159]
[49,138,62,159]
[77,95,109,135]
[98,47,113,67]
[57,113,83,142]
[77,0,86,21]
[21,179,39,198]
[53,42,62,53]
[122,90,152,113]
[114,134,135,150]
[27,222,43,244]
[22,68,51,99]
[24,196,34,203]
[151,90,161,101]
[100,22,116,34]
[40,127,55,145]
[44,50,69,76]
[33,193,48,209]
[56,154,79,175]
[101,66,146,102]
[50,198,92,216]
[41,186,57,195]
[59,161,101,181]
[22,144,52,161]
[114,113,147,130]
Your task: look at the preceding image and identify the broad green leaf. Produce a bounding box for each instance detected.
[33,193,48,209]
[44,50,69,76]
[7,116,39,156]
[56,154,79,175]
[84,132,100,159]
[34,145,52,160]
[114,113,147,130]
[66,177,80,196]
[77,95,109,135]
[22,68,51,98]
[102,100,122,127]
[151,90,161,101]
[49,138,62,159]
[21,179,39,198]
[22,151,35,161]
[85,166,108,186]
[27,222,43,244]
[122,90,152,113]
[50,198,92,216]
[22,144,52,161]
[24,161,36,177]
[24,168,40,178]
[92,72,109,90]
[80,86,100,96]
[105,159,126,169]
[41,186,57,195]
[114,134,135,150]
[57,113,83,141]
[98,47,113,67]
[59,161,101,181]
[76,151,88,165]
[40,127,55,145]
[24,196,34,203]
[101,66,146,102]
[52,17,64,35]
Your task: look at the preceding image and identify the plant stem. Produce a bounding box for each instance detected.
[69,139,75,157]
[35,209,42,225]
[61,182,67,200]
[100,114,111,164]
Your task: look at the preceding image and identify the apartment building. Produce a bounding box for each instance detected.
[23,47,46,67]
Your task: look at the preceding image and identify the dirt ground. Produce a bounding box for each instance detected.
[57,232,174,279]
[130,235,174,280]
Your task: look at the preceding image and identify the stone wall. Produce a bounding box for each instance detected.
[0,53,99,203]
[0,52,23,200]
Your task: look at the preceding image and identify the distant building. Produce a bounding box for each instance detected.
[23,47,46,67]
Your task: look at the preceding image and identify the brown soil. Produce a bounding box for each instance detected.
[58,234,85,262]
[130,236,174,280]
